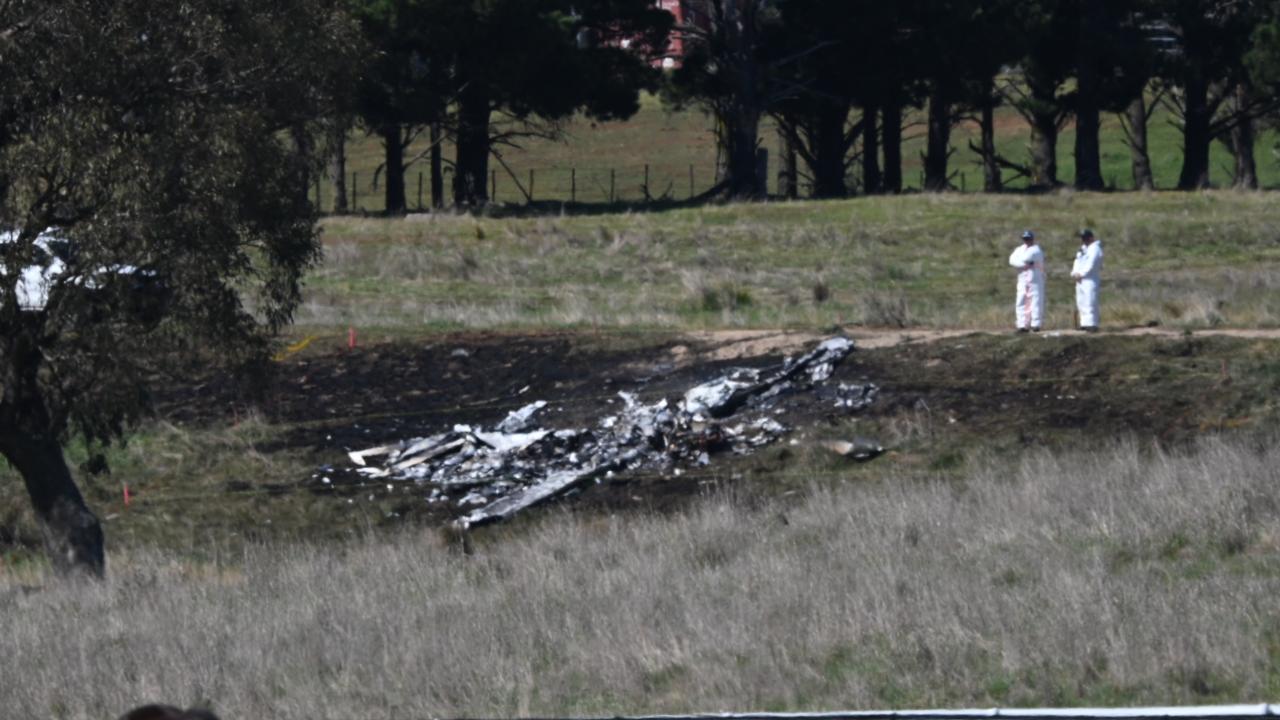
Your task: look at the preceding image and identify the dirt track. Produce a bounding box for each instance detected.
[684,326,1280,361]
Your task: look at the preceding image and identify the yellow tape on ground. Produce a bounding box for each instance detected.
[273,335,320,362]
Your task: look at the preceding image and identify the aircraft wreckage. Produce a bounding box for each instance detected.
[332,337,879,529]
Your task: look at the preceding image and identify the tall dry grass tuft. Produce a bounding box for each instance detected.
[3,437,1279,719]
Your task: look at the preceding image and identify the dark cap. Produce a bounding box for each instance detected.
[1079,228,1095,238]
[1021,230,1035,240]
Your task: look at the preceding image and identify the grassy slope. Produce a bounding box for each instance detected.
[328,93,1280,212]
[4,436,1280,718]
[305,192,1280,331]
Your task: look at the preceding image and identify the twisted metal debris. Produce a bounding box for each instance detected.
[335,337,876,528]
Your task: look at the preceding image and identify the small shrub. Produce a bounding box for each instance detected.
[812,278,831,304]
[695,282,753,313]
[861,291,912,327]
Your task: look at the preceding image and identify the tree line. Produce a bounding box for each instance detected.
[684,0,1280,197]
[348,0,1280,208]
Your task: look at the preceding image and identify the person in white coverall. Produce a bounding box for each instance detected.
[1008,230,1045,332]
[1071,228,1104,332]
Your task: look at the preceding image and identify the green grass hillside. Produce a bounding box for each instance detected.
[306,192,1280,332]
[325,94,1280,213]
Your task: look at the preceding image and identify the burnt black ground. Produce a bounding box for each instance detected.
[146,330,1280,530]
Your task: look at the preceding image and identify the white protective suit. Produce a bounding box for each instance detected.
[1008,242,1046,330]
[1072,239,1104,328]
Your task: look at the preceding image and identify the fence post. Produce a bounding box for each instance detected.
[490,170,497,201]
[529,168,535,204]
[352,172,358,212]
[571,168,576,204]
[418,173,424,211]
[690,164,694,200]
[610,168,616,204]
[960,172,966,192]
[315,175,322,213]
[644,164,650,200]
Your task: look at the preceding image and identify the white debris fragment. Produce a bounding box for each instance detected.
[458,491,487,506]
[681,372,758,416]
[473,429,551,454]
[833,382,879,410]
[496,401,548,433]
[347,444,397,466]
[753,418,786,434]
[821,437,885,462]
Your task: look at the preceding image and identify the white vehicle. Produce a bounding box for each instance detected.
[0,227,165,313]
[0,228,72,311]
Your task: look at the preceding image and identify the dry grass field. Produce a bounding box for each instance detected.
[3,437,1279,719]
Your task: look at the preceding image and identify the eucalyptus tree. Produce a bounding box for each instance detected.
[0,0,355,575]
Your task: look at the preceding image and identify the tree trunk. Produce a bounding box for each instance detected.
[722,103,763,199]
[1124,95,1155,190]
[862,103,881,195]
[0,323,104,577]
[979,95,1002,192]
[809,104,849,198]
[291,124,314,205]
[924,87,951,192]
[778,125,798,199]
[882,103,902,194]
[1027,111,1059,188]
[1230,84,1258,190]
[1177,69,1212,190]
[1073,91,1103,190]
[1073,0,1105,190]
[430,122,444,209]
[0,435,104,577]
[713,0,764,200]
[329,125,348,214]
[453,85,491,206]
[380,124,406,215]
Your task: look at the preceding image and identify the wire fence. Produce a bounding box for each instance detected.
[311,163,725,215]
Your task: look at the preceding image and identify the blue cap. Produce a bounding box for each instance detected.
[1021,230,1035,240]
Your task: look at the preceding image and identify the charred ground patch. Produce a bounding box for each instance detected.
[5,330,1279,556]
